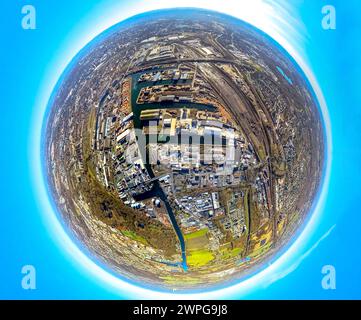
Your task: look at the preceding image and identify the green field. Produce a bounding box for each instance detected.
[184,228,208,240]
[122,230,148,245]
[187,249,215,267]
[249,241,272,258]
[184,228,214,268]
[221,246,242,259]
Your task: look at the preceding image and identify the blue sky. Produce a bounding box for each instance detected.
[1,0,360,299]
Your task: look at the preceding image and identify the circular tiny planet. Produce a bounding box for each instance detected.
[44,8,325,290]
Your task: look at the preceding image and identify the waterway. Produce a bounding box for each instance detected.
[130,70,214,271]
[130,69,228,271]
[133,181,188,271]
[276,66,293,85]
[130,71,216,127]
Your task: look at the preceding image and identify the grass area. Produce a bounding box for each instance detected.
[248,242,272,258]
[184,228,208,240]
[80,108,179,257]
[277,219,286,234]
[244,189,250,232]
[221,247,242,259]
[185,228,209,252]
[219,189,231,215]
[249,222,273,258]
[288,211,300,225]
[249,189,261,233]
[249,132,266,161]
[122,230,148,245]
[187,249,215,268]
[161,275,201,285]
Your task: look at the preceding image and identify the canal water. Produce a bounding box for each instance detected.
[276,66,293,85]
[134,181,188,271]
[130,71,206,272]
[130,69,225,271]
[130,71,216,129]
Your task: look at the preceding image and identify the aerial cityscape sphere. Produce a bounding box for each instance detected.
[44,9,325,290]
